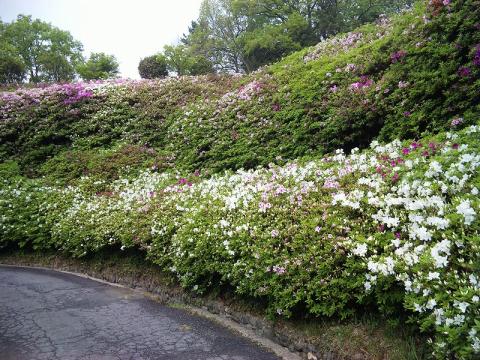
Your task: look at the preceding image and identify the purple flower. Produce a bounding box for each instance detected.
[259,202,272,213]
[272,265,286,275]
[272,103,281,111]
[395,232,402,239]
[323,178,340,189]
[391,50,407,63]
[474,44,480,67]
[403,111,411,117]
[458,66,471,77]
[451,117,463,127]
[402,148,411,155]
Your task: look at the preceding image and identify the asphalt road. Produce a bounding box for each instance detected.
[0,265,279,360]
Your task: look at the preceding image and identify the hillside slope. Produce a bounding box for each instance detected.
[0,0,478,182]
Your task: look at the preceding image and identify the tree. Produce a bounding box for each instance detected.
[138,54,168,79]
[183,0,415,73]
[0,21,25,83]
[0,43,26,84]
[77,52,119,80]
[197,0,250,72]
[163,44,214,76]
[2,15,83,83]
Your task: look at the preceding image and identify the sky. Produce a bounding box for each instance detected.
[0,0,204,79]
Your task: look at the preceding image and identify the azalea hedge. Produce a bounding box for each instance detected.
[0,0,479,179]
[1,124,479,358]
[1,1,480,358]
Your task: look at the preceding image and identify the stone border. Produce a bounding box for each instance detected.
[0,256,341,360]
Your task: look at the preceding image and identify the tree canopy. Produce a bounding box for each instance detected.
[138,54,168,79]
[77,52,119,80]
[0,15,83,83]
[174,0,415,73]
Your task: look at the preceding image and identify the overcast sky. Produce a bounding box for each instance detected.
[0,0,204,78]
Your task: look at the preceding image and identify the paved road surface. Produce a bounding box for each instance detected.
[0,266,279,360]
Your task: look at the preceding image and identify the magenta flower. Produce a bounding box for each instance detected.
[403,111,411,117]
[402,148,411,155]
[392,172,399,183]
[272,103,281,111]
[452,143,459,149]
[410,141,421,149]
[395,232,402,239]
[350,76,373,91]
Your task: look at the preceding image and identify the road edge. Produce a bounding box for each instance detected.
[0,263,303,360]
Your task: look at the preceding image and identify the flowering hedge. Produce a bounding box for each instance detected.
[0,1,478,179]
[1,124,479,357]
[1,1,479,357]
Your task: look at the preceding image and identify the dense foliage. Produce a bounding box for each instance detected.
[1,1,479,358]
[1,0,478,177]
[1,125,479,357]
[174,0,415,72]
[76,52,120,80]
[0,15,84,83]
[138,55,168,79]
